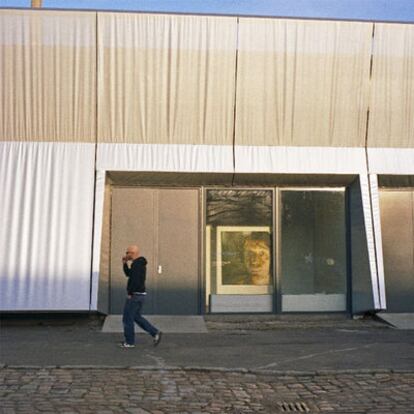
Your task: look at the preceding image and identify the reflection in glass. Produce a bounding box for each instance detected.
[207,190,272,225]
[281,190,347,311]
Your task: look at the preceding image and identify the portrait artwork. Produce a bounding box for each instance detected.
[216,226,273,294]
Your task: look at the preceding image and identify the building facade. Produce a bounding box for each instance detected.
[1,8,413,315]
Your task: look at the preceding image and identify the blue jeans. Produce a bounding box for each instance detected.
[122,295,158,345]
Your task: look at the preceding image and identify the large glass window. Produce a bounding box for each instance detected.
[281,190,347,312]
[206,190,273,311]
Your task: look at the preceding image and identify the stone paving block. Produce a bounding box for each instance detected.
[1,368,414,413]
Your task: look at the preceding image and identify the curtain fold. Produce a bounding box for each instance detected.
[97,12,237,145]
[0,142,95,310]
[0,9,96,142]
[368,23,414,148]
[235,18,372,147]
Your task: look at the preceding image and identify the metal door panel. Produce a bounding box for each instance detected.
[155,189,199,314]
[380,191,414,312]
[110,187,199,315]
[110,188,156,314]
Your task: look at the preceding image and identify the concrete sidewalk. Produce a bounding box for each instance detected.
[377,313,414,329]
[102,315,208,333]
[1,315,414,373]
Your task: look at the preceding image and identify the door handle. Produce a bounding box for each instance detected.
[157,265,162,274]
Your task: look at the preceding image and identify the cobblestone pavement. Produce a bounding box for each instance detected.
[1,367,413,414]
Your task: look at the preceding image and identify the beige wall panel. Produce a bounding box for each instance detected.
[0,10,96,142]
[98,13,237,145]
[236,19,372,147]
[368,24,414,148]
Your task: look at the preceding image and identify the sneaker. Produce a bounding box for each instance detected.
[153,331,163,347]
[119,342,135,348]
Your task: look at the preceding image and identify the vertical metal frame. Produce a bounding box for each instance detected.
[345,186,353,316]
[108,177,113,314]
[274,187,282,313]
[153,189,160,312]
[200,186,206,314]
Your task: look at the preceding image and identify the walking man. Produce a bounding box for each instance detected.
[120,245,162,348]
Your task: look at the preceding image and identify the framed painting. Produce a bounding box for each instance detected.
[216,226,273,294]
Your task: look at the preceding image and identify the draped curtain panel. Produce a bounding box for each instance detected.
[368,23,414,148]
[0,9,96,142]
[369,174,386,309]
[0,142,95,310]
[235,18,373,147]
[359,174,382,310]
[97,12,237,145]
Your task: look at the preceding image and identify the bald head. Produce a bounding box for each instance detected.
[125,245,140,260]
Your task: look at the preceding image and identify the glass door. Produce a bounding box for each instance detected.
[280,189,347,312]
[205,189,274,313]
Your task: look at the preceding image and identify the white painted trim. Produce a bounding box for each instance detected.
[368,148,414,174]
[97,143,234,173]
[235,146,367,174]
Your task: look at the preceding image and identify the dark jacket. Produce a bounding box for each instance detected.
[123,257,147,295]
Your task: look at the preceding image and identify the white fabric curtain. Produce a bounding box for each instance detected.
[369,174,386,309]
[0,142,95,310]
[0,9,96,142]
[235,18,372,147]
[368,148,414,174]
[97,143,234,173]
[235,146,367,174]
[368,23,414,148]
[359,174,382,310]
[97,12,237,145]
